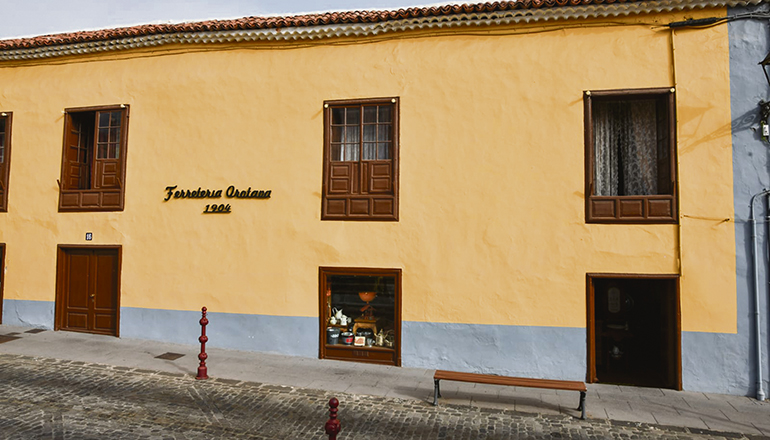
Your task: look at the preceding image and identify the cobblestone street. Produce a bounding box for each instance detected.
[0,354,763,440]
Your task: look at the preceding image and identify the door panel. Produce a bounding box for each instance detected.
[65,252,91,331]
[368,161,392,193]
[57,247,119,336]
[94,158,120,189]
[93,251,119,334]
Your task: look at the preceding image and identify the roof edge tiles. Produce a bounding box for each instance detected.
[0,0,762,61]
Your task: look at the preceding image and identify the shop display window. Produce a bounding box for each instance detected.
[319,267,401,366]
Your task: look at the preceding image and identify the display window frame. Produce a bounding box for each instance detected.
[318,266,402,366]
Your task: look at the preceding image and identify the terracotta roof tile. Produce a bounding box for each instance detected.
[0,0,644,50]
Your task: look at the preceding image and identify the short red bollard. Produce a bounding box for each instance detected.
[325,398,341,440]
[196,306,209,380]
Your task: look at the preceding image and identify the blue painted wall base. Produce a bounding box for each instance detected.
[2,299,54,329]
[2,298,766,396]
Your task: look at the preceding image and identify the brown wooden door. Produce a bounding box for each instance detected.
[57,247,120,336]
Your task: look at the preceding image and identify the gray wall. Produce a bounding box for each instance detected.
[723,3,770,397]
[402,321,586,380]
[2,299,54,329]
[120,307,319,358]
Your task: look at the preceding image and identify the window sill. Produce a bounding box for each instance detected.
[59,189,124,212]
[587,195,676,224]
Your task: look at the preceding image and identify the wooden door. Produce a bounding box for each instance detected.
[56,247,120,336]
[587,275,680,389]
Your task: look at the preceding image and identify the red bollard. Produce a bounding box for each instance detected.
[196,306,209,380]
[325,398,341,440]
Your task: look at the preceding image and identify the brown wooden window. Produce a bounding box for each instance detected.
[322,98,399,221]
[59,105,129,212]
[0,112,12,212]
[585,89,677,223]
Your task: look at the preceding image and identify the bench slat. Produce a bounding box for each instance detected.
[434,370,586,392]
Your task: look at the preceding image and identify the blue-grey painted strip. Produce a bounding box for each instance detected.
[727,2,770,398]
[402,321,587,381]
[5,298,766,395]
[120,307,318,358]
[682,331,751,395]
[1,299,54,329]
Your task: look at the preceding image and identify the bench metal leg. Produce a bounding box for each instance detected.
[433,379,441,406]
[576,391,586,420]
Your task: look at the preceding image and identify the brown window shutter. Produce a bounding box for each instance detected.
[59,105,128,212]
[63,113,88,190]
[93,110,124,189]
[0,113,8,211]
[366,161,393,194]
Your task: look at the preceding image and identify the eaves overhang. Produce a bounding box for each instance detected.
[0,0,764,62]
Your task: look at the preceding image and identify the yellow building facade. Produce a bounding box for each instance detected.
[0,0,761,394]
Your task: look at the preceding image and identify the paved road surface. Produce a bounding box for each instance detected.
[0,354,762,440]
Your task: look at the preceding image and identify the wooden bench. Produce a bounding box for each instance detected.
[433,370,587,420]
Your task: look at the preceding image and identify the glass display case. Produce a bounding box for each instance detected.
[319,267,401,366]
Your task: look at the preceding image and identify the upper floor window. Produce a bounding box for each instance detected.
[585,88,677,223]
[322,97,399,221]
[0,112,12,212]
[59,105,129,212]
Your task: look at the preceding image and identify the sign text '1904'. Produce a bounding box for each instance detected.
[204,204,231,214]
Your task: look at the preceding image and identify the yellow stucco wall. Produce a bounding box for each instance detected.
[0,9,735,333]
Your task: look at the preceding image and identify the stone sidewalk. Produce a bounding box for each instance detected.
[0,324,768,438]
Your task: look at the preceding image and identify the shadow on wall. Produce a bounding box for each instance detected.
[679,104,764,154]
[732,106,764,142]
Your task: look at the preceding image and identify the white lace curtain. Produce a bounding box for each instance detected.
[593,100,658,196]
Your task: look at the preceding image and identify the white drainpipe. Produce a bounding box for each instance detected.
[750,189,770,401]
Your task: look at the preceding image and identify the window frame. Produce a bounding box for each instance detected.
[318,266,402,366]
[584,88,678,224]
[0,112,12,212]
[322,97,400,221]
[58,104,130,212]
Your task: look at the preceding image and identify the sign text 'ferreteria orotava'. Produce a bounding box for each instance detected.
[164,185,271,214]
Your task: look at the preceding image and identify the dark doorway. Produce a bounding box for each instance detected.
[56,246,120,336]
[587,275,680,389]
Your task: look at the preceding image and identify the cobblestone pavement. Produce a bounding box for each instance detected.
[0,354,765,440]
